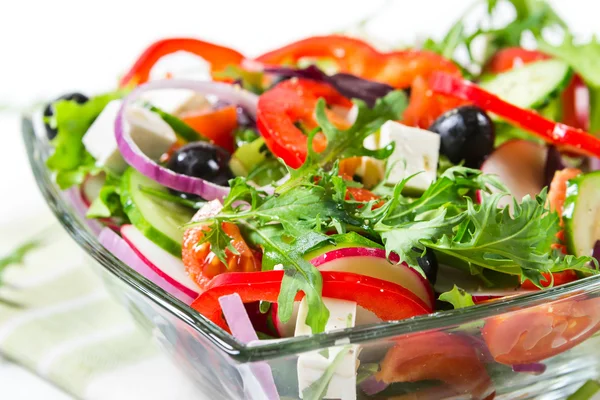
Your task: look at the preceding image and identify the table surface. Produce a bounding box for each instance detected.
[0,0,593,398]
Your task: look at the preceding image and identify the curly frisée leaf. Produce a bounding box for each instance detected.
[422,190,594,287]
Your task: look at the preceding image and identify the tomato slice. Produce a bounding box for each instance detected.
[257,79,352,168]
[180,106,239,152]
[255,35,380,77]
[377,331,494,399]
[483,297,600,365]
[182,222,261,292]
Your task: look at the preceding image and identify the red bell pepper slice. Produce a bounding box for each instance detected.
[430,72,600,158]
[257,78,352,168]
[256,35,380,77]
[119,38,245,88]
[192,270,431,331]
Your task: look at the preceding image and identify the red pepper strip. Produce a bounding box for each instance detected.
[256,35,380,77]
[430,72,600,158]
[192,270,431,332]
[119,38,245,88]
[257,78,352,169]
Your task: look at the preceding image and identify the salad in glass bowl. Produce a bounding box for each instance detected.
[28,0,600,399]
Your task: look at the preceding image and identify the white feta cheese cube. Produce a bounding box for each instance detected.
[295,297,359,400]
[82,100,128,172]
[126,106,177,161]
[379,120,440,192]
[82,100,177,173]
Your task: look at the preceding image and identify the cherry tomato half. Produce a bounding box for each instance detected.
[182,222,261,292]
[180,106,239,153]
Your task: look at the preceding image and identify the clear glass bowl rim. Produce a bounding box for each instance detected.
[22,114,600,363]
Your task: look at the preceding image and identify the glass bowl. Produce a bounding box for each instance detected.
[23,113,600,400]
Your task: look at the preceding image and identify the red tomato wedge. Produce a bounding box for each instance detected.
[192,270,431,331]
[483,297,600,365]
[256,35,380,77]
[182,222,261,292]
[377,332,494,399]
[257,79,352,168]
[180,106,239,153]
[120,38,245,88]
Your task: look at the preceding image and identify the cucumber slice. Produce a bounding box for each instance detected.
[563,171,600,257]
[480,59,573,110]
[230,137,267,177]
[120,168,194,257]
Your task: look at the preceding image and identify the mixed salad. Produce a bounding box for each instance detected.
[42,0,600,398]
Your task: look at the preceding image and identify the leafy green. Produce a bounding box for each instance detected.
[86,173,128,220]
[46,92,123,189]
[144,104,203,142]
[439,285,476,309]
[422,20,465,60]
[214,65,265,94]
[538,36,600,88]
[192,92,408,333]
[302,346,352,400]
[424,191,597,286]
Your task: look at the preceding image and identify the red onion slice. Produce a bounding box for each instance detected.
[512,363,546,375]
[99,227,195,304]
[114,80,258,200]
[219,294,279,400]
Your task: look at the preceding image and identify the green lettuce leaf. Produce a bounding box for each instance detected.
[46,91,122,189]
[438,285,475,309]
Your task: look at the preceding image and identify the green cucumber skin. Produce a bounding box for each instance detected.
[120,168,191,257]
[481,59,573,110]
[563,171,600,257]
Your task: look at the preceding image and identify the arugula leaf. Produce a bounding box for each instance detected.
[302,346,352,400]
[566,379,600,400]
[422,19,465,59]
[423,191,595,287]
[46,91,122,189]
[439,285,476,309]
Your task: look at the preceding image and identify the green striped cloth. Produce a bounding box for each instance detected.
[0,214,200,399]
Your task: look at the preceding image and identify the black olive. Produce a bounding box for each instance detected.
[428,105,495,168]
[43,92,89,140]
[414,247,438,284]
[167,142,234,188]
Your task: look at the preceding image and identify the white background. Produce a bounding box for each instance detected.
[0,0,595,398]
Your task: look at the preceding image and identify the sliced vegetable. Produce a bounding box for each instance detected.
[480,59,572,110]
[430,72,600,158]
[564,171,600,257]
[114,79,258,200]
[98,227,194,304]
[479,140,547,208]
[119,38,245,88]
[483,297,600,365]
[218,294,279,400]
[121,224,199,298]
[120,168,194,256]
[310,247,434,308]
[180,106,239,152]
[192,270,431,331]
[182,201,261,292]
[256,79,351,168]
